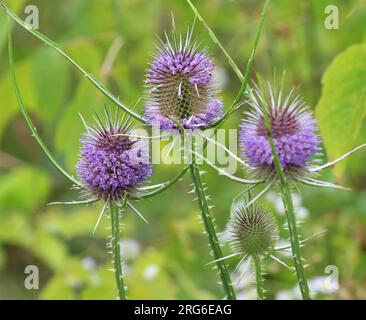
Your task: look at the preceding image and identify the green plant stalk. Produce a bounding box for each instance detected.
[189,161,236,300]
[185,0,243,81]
[133,163,191,200]
[168,117,236,299]
[225,0,270,114]
[187,0,270,127]
[6,0,266,300]
[110,197,127,300]
[1,4,146,124]
[278,181,311,300]
[7,20,193,201]
[252,255,264,300]
[264,116,311,300]
[7,30,82,187]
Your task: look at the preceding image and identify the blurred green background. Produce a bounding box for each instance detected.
[0,0,366,300]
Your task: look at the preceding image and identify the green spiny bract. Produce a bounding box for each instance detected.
[229,202,278,257]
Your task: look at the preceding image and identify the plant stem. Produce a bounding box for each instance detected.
[229,0,270,108]
[185,0,243,81]
[264,116,311,300]
[131,163,192,200]
[8,30,82,187]
[187,0,270,127]
[172,120,235,299]
[189,161,236,300]
[279,186,311,300]
[252,255,264,300]
[2,4,146,124]
[109,198,127,300]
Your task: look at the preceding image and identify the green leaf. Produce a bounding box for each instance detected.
[127,249,177,299]
[0,0,26,53]
[315,44,366,179]
[32,47,70,128]
[54,82,101,170]
[0,60,36,140]
[81,267,116,300]
[0,211,68,270]
[40,258,90,299]
[8,33,82,187]
[346,120,366,183]
[0,165,51,214]
[39,206,110,239]
[32,226,68,270]
[0,245,5,270]
[0,213,32,246]
[1,4,147,124]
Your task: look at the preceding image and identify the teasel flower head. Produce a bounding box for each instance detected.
[229,202,278,257]
[144,28,223,131]
[76,109,152,202]
[239,82,321,183]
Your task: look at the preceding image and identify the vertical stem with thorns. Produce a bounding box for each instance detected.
[278,184,310,299]
[264,115,311,300]
[110,197,127,300]
[252,255,264,300]
[189,142,236,299]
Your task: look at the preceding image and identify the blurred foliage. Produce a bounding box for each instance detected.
[316,44,366,180]
[0,0,366,300]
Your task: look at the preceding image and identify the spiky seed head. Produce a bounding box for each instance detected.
[229,202,278,257]
[76,109,152,202]
[239,82,321,181]
[144,28,223,131]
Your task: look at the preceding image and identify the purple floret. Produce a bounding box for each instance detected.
[76,124,152,201]
[147,51,214,87]
[144,31,223,131]
[147,99,223,131]
[240,87,320,178]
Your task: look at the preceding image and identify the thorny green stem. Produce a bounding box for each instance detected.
[252,255,264,300]
[264,114,311,300]
[168,118,236,298]
[189,146,236,299]
[167,120,235,299]
[6,0,269,301]
[5,0,269,191]
[110,197,127,300]
[170,118,236,298]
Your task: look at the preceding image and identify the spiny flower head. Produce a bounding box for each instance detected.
[240,82,321,181]
[229,202,278,257]
[76,109,152,202]
[144,29,223,131]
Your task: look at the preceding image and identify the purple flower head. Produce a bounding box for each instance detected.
[240,82,321,180]
[144,29,223,131]
[76,110,152,202]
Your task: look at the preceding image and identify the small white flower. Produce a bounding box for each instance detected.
[143,264,159,281]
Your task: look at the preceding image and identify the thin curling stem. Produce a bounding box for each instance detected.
[2,4,146,124]
[224,0,270,115]
[186,0,271,128]
[189,157,236,300]
[253,255,264,300]
[110,197,127,300]
[185,0,243,81]
[264,114,311,300]
[8,30,81,187]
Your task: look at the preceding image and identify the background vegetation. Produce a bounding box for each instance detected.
[0,0,366,299]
